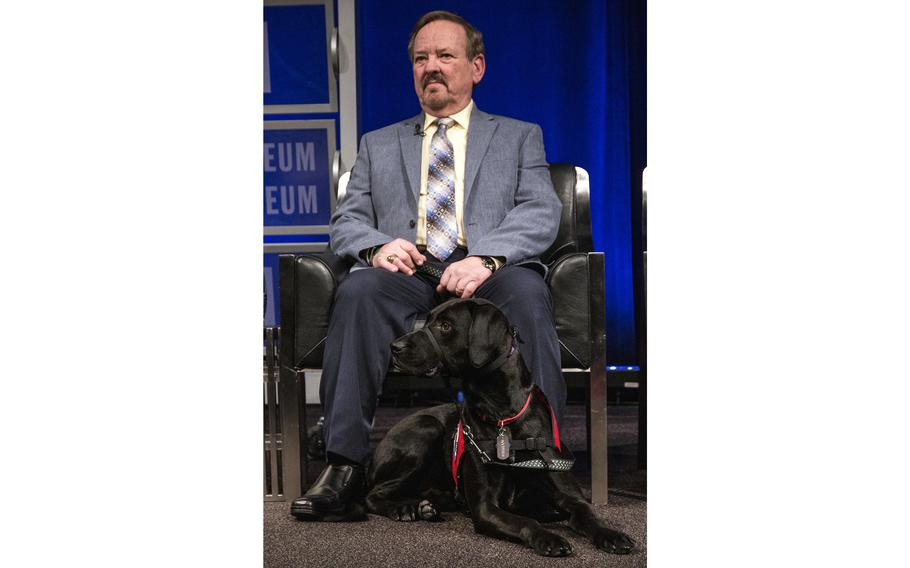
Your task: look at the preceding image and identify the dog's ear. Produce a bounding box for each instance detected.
[468,301,509,368]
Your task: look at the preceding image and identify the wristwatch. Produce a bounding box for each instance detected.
[361,244,384,264]
[479,256,497,273]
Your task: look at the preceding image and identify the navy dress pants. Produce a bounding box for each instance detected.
[319,255,564,465]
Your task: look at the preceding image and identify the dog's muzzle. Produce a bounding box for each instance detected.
[416,326,454,376]
[390,327,451,376]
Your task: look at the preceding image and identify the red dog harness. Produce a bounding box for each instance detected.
[451,386,573,490]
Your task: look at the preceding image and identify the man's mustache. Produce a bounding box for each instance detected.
[422,73,447,88]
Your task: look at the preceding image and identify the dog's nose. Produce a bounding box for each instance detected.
[390,340,407,354]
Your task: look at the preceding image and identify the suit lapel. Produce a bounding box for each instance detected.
[464,108,497,206]
[398,113,425,205]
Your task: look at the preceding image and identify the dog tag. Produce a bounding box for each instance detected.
[496,427,511,461]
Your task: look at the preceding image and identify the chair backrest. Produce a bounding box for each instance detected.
[540,164,593,264]
[337,171,351,201]
[335,164,592,263]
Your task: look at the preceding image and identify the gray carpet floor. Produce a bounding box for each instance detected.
[265,401,646,567]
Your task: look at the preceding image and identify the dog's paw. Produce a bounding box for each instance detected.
[389,501,440,522]
[529,530,573,557]
[592,527,634,554]
[390,503,420,522]
[389,500,442,522]
[418,499,442,522]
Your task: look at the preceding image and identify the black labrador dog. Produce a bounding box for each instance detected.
[366,298,634,556]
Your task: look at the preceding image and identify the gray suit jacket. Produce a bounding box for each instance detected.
[329,107,561,271]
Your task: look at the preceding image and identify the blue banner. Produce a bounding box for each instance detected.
[264,122,334,230]
[264,1,335,111]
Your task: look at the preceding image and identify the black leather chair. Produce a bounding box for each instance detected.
[278,163,612,504]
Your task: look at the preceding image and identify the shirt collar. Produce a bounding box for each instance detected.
[424,99,474,131]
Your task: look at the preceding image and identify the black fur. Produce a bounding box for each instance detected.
[367,298,634,556]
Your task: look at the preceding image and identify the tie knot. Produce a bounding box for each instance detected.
[436,117,454,132]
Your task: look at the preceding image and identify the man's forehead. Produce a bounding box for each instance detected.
[413,20,467,51]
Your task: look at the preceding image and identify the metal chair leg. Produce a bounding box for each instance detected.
[588,253,609,504]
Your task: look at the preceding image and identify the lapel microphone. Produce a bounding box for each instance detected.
[414,123,425,137]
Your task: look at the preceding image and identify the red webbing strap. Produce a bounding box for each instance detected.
[451,420,465,488]
[534,387,561,451]
[495,390,534,427]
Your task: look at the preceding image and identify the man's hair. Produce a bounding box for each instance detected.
[407,10,485,62]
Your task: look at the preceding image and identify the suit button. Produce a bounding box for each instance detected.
[409,220,416,228]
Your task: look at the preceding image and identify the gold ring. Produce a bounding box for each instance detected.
[386,254,398,263]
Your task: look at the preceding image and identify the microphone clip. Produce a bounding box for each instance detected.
[414,123,426,137]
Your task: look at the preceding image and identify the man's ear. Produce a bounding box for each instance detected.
[471,54,485,85]
[468,302,508,368]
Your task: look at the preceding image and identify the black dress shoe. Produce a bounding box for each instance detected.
[290,464,366,522]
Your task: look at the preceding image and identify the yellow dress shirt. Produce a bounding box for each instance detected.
[416,100,473,248]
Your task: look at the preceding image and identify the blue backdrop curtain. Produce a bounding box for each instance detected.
[356,0,643,363]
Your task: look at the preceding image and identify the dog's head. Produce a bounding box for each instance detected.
[390,298,514,378]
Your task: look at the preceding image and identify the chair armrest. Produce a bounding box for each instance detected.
[546,252,604,369]
[279,252,354,370]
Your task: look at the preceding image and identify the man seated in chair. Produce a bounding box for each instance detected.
[292,10,565,521]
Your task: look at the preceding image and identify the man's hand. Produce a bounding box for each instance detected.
[437,257,494,298]
[373,239,426,275]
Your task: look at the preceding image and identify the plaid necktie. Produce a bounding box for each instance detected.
[426,117,457,261]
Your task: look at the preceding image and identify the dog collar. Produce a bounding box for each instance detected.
[470,387,562,451]
[492,389,532,427]
[476,386,557,438]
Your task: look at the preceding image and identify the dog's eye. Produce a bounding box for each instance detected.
[437,321,452,333]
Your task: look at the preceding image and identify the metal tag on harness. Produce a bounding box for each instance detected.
[495,427,511,461]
